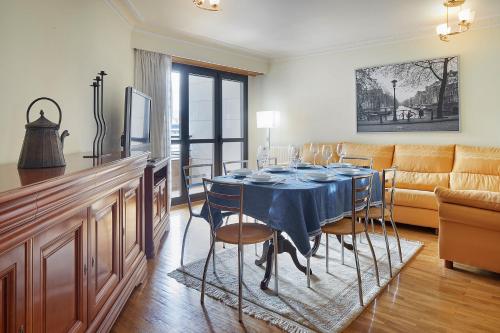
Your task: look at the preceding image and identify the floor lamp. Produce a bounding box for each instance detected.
[256,111,280,151]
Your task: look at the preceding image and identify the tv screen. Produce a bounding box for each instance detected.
[122,87,152,153]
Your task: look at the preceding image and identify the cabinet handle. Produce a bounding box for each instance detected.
[91,257,95,267]
[19,325,24,333]
[84,264,87,275]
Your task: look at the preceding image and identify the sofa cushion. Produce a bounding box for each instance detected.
[396,170,449,192]
[450,173,500,192]
[394,188,438,210]
[435,186,500,212]
[392,144,454,191]
[341,142,394,171]
[450,145,500,192]
[393,144,455,173]
[453,145,500,175]
[302,143,340,165]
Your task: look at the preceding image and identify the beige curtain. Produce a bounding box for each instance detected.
[134,49,172,159]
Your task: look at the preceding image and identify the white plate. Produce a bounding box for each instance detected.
[334,168,367,176]
[266,166,289,173]
[307,175,339,183]
[246,176,282,184]
[230,168,253,177]
[328,162,354,168]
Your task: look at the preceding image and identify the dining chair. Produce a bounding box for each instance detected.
[201,178,279,322]
[358,167,402,277]
[223,160,249,175]
[181,164,233,266]
[339,155,374,169]
[257,156,278,170]
[312,174,380,306]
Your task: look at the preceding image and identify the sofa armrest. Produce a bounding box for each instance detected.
[435,187,500,212]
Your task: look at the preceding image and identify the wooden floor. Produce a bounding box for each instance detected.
[112,204,500,333]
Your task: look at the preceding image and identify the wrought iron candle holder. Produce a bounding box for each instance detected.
[84,70,108,158]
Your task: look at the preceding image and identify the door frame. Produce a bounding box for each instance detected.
[171,63,248,206]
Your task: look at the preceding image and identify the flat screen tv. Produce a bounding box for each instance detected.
[122,87,152,153]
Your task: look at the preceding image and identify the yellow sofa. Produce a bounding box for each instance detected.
[435,187,500,273]
[301,142,500,231]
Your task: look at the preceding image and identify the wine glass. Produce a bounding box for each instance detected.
[257,145,269,169]
[288,145,300,178]
[322,145,333,166]
[309,143,319,166]
[336,143,344,161]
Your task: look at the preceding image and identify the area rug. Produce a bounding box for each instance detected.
[169,234,422,332]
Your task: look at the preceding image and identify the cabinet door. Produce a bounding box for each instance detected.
[0,244,26,333]
[152,185,161,231]
[159,180,167,218]
[88,192,120,321]
[32,209,87,333]
[122,180,142,276]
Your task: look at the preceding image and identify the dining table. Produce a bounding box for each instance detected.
[200,165,382,290]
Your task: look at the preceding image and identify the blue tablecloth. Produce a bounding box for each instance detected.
[200,167,382,257]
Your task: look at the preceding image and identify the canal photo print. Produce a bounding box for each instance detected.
[355,56,459,132]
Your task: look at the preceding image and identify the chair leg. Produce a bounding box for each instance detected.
[341,235,345,265]
[200,237,215,305]
[326,234,329,273]
[273,231,279,295]
[352,235,364,306]
[307,257,311,288]
[380,218,393,278]
[211,233,216,272]
[371,218,375,233]
[241,244,244,278]
[365,230,381,287]
[222,215,230,249]
[254,219,259,257]
[238,242,243,322]
[180,216,193,266]
[389,215,403,263]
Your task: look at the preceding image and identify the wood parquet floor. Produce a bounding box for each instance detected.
[112,204,500,333]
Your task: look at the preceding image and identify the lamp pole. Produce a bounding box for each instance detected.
[391,79,398,121]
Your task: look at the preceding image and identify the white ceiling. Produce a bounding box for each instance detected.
[117,0,500,59]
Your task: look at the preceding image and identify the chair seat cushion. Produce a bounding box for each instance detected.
[321,218,365,235]
[215,223,273,245]
[394,188,438,211]
[358,206,391,219]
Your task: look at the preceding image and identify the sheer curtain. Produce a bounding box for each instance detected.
[134,48,172,160]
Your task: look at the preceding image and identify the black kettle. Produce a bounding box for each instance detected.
[18,97,70,169]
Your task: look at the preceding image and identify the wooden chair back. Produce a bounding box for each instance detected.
[351,174,374,229]
[203,178,244,244]
[223,160,249,175]
[182,163,213,215]
[340,155,374,169]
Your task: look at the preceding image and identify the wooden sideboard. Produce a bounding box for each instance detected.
[0,151,149,333]
[144,157,170,258]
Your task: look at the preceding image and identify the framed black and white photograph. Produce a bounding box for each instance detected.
[355,56,459,132]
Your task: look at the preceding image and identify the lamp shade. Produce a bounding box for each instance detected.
[256,111,280,129]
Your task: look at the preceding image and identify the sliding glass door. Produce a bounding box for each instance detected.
[171,64,248,205]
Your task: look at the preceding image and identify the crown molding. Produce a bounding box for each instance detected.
[103,0,134,28]
[271,15,500,63]
[132,27,271,62]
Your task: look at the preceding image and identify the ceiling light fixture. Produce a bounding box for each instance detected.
[436,0,475,42]
[193,0,220,11]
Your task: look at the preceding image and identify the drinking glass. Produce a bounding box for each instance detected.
[336,143,344,160]
[257,145,269,169]
[309,143,319,165]
[288,145,300,179]
[322,145,333,166]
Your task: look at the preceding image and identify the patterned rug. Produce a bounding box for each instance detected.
[169,233,422,332]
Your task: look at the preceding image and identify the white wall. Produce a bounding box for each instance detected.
[0,0,133,164]
[251,25,500,162]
